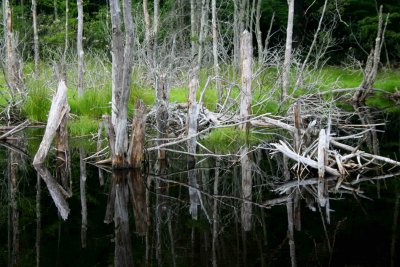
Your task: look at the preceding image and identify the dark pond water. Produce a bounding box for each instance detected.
[0,118,399,267]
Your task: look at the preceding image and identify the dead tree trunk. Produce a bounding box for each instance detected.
[62,0,69,81]
[282,0,295,102]
[32,0,39,77]
[128,100,146,168]
[55,107,71,195]
[77,0,85,97]
[240,30,253,232]
[255,0,263,65]
[3,0,24,96]
[110,0,135,168]
[156,74,169,161]
[233,0,240,69]
[211,0,221,106]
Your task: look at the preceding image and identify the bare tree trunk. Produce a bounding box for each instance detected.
[77,0,85,97]
[211,0,221,106]
[110,0,135,168]
[143,0,151,45]
[4,0,24,96]
[255,0,263,65]
[32,0,39,77]
[53,0,58,20]
[282,0,295,102]
[190,0,198,57]
[240,30,253,232]
[286,193,297,267]
[9,147,19,267]
[233,0,240,69]
[62,0,69,81]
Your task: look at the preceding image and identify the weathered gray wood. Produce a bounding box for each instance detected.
[33,81,69,165]
[318,129,327,207]
[272,141,340,176]
[32,0,39,77]
[240,30,252,131]
[241,147,252,231]
[156,74,169,161]
[282,0,294,101]
[111,0,135,168]
[211,0,221,106]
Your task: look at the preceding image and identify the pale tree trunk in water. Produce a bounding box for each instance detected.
[32,0,39,77]
[77,0,85,97]
[187,0,209,220]
[211,0,221,106]
[282,0,295,102]
[240,30,253,232]
[110,0,134,168]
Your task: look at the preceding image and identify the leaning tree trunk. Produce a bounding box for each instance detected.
[282,0,295,102]
[32,0,39,77]
[77,0,85,97]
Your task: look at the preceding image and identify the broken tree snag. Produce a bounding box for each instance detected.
[352,5,385,105]
[155,73,169,161]
[4,0,24,96]
[33,80,69,166]
[240,30,253,133]
[33,80,70,220]
[317,129,327,207]
[128,99,146,168]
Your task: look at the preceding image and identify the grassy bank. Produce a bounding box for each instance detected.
[1,61,399,144]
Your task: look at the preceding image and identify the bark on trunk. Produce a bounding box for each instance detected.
[128,100,146,168]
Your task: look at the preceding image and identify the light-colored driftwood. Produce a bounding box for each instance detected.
[317,129,327,207]
[33,81,69,165]
[33,80,70,220]
[271,141,340,176]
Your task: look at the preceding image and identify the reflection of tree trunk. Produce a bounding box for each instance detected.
[212,157,220,267]
[167,211,177,267]
[391,182,400,267]
[80,148,87,248]
[56,109,71,194]
[36,173,41,267]
[9,146,19,267]
[114,171,134,267]
[286,193,297,267]
[128,169,149,235]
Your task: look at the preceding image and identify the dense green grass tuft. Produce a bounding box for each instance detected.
[69,116,100,137]
[22,80,52,122]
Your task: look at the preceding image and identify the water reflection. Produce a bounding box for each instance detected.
[0,141,400,266]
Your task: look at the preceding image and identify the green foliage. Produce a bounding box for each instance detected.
[202,127,260,153]
[22,80,52,122]
[69,115,99,137]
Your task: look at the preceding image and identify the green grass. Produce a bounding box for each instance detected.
[202,127,261,153]
[69,115,100,137]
